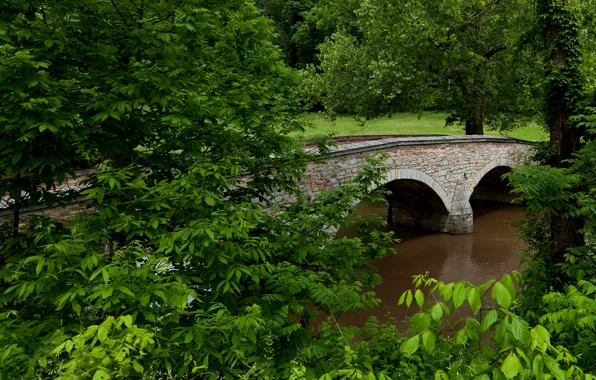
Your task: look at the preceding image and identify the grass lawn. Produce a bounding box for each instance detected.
[298,112,548,142]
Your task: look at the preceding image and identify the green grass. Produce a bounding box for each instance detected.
[297,112,548,142]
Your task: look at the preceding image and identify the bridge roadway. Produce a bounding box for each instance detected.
[288,135,535,234]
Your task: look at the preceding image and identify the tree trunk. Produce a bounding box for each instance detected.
[544,0,584,257]
[465,100,484,135]
[549,82,578,164]
[460,63,485,136]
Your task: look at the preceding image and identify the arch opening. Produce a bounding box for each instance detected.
[385,179,450,232]
[470,166,515,204]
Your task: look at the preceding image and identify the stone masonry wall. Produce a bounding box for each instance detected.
[288,136,534,233]
[300,141,531,202]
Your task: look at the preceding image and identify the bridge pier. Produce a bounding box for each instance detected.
[445,178,474,234]
[445,201,473,234]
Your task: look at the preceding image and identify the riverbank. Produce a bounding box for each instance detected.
[298,112,548,141]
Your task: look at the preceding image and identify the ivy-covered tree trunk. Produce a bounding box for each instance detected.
[545,1,582,163]
[540,0,585,257]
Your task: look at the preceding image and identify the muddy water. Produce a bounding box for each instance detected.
[338,199,525,327]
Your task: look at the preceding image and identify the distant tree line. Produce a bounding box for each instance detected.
[258,0,596,136]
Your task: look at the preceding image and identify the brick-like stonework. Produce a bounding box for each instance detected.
[294,136,534,234]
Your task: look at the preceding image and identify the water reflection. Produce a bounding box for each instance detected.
[339,199,525,326]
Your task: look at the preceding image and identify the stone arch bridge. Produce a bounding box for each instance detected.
[1,136,535,234]
[290,136,535,234]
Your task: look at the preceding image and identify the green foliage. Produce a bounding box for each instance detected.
[0,153,399,378]
[3,1,596,379]
[256,0,317,67]
[285,274,596,379]
[303,0,542,134]
[256,0,359,69]
[541,280,596,373]
[0,0,303,226]
[507,135,596,313]
[537,0,588,162]
[0,1,399,378]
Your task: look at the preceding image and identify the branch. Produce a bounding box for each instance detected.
[458,0,503,35]
[483,43,507,59]
[110,0,131,29]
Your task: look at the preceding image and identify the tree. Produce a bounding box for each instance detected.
[0,1,397,378]
[0,0,305,229]
[304,0,540,135]
[255,0,359,69]
[255,0,314,67]
[535,0,588,259]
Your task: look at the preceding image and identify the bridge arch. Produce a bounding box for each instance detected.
[375,169,453,233]
[466,158,517,200]
[373,169,452,211]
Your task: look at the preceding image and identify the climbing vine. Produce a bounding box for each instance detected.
[537,0,586,160]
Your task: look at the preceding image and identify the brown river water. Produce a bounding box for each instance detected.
[337,199,525,327]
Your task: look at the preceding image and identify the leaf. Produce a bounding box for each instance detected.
[118,286,134,296]
[429,302,443,321]
[398,291,406,305]
[415,289,424,308]
[500,274,517,300]
[204,196,215,206]
[140,293,150,306]
[453,282,467,309]
[454,329,468,345]
[491,282,512,309]
[44,39,54,48]
[98,324,109,342]
[405,290,413,308]
[97,189,105,203]
[185,331,193,344]
[399,335,419,355]
[467,287,481,314]
[92,347,105,358]
[93,369,110,380]
[36,259,44,275]
[411,313,431,332]
[422,331,436,353]
[501,352,522,379]
[480,310,499,332]
[133,361,144,373]
[12,151,22,164]
[72,300,81,316]
[509,316,524,341]
[531,325,551,345]
[439,283,454,301]
[532,355,544,376]
[101,287,113,299]
[101,268,110,285]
